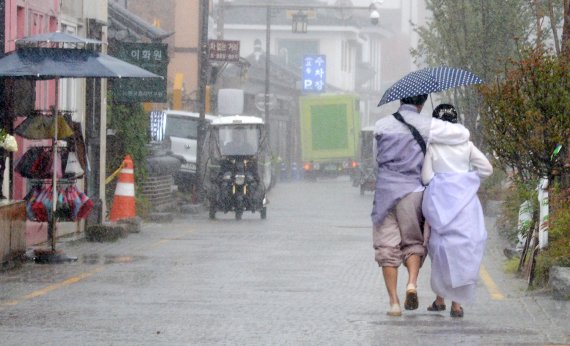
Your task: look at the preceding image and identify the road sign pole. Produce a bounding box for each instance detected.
[196,0,210,203]
[265,6,271,137]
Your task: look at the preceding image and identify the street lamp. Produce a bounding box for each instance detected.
[292,11,308,33]
[369,1,384,25]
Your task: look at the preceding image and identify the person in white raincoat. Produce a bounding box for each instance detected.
[421,104,493,318]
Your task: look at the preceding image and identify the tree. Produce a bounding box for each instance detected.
[559,0,570,56]
[411,0,536,146]
[479,48,570,183]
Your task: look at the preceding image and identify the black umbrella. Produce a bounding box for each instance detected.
[0,31,161,256]
[378,66,483,106]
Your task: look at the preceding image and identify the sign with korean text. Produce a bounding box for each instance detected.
[303,55,326,93]
[208,40,240,62]
[110,42,168,103]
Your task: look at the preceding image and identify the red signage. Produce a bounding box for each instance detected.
[208,40,240,62]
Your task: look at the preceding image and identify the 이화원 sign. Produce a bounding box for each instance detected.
[110,42,168,103]
[303,55,326,93]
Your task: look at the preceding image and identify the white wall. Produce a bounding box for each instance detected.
[83,0,108,23]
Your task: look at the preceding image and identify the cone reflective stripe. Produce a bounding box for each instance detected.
[109,155,136,221]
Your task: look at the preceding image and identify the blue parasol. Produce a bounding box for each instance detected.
[0,31,160,256]
[0,47,159,79]
[378,66,484,106]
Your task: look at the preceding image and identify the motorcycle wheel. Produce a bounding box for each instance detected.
[208,201,216,219]
[260,206,267,220]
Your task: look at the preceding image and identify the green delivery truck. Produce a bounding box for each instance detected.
[299,94,361,180]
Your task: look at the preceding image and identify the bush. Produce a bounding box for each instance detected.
[495,180,537,244]
[106,96,149,211]
[504,257,520,274]
[479,168,507,204]
[135,195,152,221]
[533,186,570,287]
[479,48,570,184]
[85,224,122,242]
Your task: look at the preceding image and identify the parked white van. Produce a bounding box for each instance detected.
[162,110,216,192]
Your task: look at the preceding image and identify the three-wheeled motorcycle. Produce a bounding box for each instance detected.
[203,115,271,220]
[351,126,377,195]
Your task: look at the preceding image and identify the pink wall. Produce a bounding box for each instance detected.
[5,0,60,245]
[5,0,59,52]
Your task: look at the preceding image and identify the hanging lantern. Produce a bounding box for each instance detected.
[292,11,308,33]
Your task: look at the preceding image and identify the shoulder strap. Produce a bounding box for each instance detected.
[392,112,426,155]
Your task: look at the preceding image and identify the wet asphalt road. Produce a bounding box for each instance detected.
[0,177,569,345]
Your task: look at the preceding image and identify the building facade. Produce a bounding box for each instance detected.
[113,0,206,111]
[2,0,108,245]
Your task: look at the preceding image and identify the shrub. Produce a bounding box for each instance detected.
[531,186,570,287]
[106,96,149,210]
[479,48,570,184]
[495,180,537,244]
[479,168,507,206]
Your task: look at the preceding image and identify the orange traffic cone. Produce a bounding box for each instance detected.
[109,155,136,221]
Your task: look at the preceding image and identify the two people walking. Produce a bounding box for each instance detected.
[372,95,492,318]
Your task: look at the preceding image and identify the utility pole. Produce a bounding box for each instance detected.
[217,0,224,39]
[196,0,210,202]
[264,6,271,135]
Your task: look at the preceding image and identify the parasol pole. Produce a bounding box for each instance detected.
[50,78,59,251]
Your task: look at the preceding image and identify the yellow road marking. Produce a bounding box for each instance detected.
[480,265,505,300]
[1,267,103,307]
[1,229,194,307]
[148,230,194,248]
[2,300,19,306]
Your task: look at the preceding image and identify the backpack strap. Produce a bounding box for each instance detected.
[392,112,426,155]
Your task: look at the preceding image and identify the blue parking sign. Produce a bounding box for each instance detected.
[303,55,326,93]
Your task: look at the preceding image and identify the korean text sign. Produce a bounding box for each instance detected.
[110,42,168,103]
[303,55,326,93]
[208,40,240,62]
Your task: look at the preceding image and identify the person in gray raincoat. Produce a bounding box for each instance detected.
[372,94,470,316]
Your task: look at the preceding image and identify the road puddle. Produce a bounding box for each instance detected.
[81,254,145,265]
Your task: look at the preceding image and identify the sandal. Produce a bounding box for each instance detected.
[386,304,402,317]
[450,307,464,318]
[404,288,418,310]
[427,300,446,311]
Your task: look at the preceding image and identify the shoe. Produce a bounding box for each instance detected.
[386,304,402,317]
[450,307,464,318]
[404,288,418,310]
[427,300,446,311]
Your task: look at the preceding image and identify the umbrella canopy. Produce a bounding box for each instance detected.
[16,31,103,48]
[0,31,160,254]
[378,66,483,106]
[0,47,160,79]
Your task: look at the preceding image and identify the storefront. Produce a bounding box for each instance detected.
[1,1,107,249]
